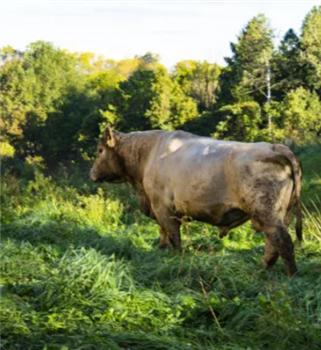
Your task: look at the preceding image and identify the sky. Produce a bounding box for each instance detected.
[1,1,321,68]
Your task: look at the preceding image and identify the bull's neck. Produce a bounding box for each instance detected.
[115,131,163,186]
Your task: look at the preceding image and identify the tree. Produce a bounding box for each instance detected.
[273,29,307,101]
[0,41,82,159]
[75,68,126,162]
[217,14,275,139]
[173,60,221,112]
[75,52,108,73]
[0,59,33,157]
[262,87,321,144]
[0,141,15,158]
[300,6,321,93]
[0,45,23,66]
[107,58,140,80]
[169,82,199,129]
[214,102,262,142]
[282,87,321,144]
[223,14,275,105]
[24,42,83,154]
[146,65,199,130]
[119,65,156,131]
[145,66,171,129]
[0,42,120,165]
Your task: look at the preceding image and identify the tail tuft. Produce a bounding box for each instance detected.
[296,199,303,243]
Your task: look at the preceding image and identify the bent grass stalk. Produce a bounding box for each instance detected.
[302,198,321,244]
[182,218,224,334]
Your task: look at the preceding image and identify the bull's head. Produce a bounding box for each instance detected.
[89,127,126,183]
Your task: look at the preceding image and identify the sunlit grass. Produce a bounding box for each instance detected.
[1,149,321,350]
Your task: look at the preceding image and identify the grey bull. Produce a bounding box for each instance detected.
[90,128,302,277]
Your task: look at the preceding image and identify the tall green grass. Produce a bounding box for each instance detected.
[1,148,321,350]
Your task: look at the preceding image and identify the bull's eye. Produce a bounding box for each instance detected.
[99,148,103,154]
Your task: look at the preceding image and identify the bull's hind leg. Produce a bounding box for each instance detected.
[263,235,279,269]
[264,224,297,277]
[244,164,296,276]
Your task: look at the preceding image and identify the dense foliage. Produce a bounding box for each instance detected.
[1,7,321,167]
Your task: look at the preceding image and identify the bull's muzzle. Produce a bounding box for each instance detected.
[89,169,98,182]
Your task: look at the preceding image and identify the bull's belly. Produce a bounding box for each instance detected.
[173,199,249,228]
[195,208,249,228]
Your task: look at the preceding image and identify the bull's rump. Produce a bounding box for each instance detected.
[144,132,294,226]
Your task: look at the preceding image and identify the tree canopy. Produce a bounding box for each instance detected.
[1,6,320,166]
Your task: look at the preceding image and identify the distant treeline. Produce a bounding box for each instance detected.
[1,6,320,167]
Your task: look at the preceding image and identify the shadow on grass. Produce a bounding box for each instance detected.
[1,219,152,262]
[2,218,321,350]
[0,218,305,275]
[1,217,266,296]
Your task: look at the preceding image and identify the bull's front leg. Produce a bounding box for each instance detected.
[158,226,170,249]
[163,221,181,251]
[263,235,279,269]
[152,205,182,251]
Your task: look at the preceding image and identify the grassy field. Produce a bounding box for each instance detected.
[1,146,321,350]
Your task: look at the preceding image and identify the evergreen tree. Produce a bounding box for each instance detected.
[300,6,321,93]
[273,29,306,100]
[223,14,275,105]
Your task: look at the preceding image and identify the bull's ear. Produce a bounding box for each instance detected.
[104,126,116,148]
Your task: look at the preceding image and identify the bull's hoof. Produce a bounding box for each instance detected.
[287,267,298,278]
[219,228,228,239]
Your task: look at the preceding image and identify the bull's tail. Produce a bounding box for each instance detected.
[273,144,303,242]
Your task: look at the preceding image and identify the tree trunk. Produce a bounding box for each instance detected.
[266,61,272,139]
